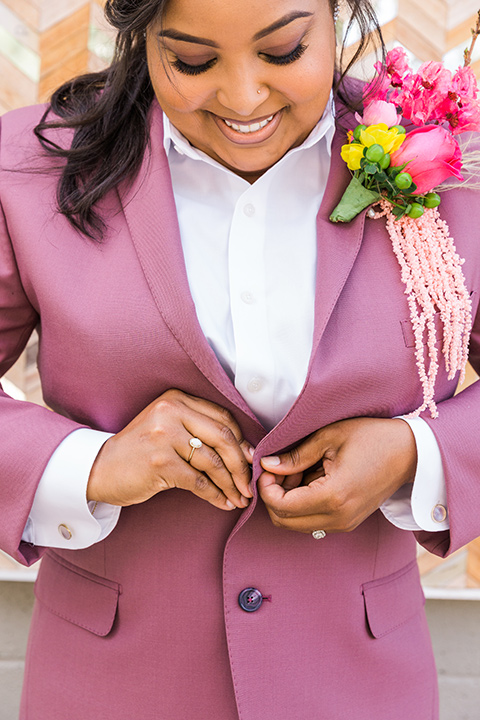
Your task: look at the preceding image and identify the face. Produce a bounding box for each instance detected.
[146,0,336,182]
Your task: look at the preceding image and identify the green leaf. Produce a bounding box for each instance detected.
[329,176,382,223]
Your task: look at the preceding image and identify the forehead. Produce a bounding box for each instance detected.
[157,0,326,35]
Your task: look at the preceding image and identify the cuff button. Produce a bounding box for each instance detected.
[58,523,73,540]
[431,504,447,523]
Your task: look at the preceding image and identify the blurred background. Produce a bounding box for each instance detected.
[1,1,480,718]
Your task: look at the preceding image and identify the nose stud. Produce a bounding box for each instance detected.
[257,88,262,94]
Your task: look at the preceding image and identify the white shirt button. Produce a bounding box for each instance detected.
[431,504,447,523]
[240,291,256,305]
[243,203,255,217]
[58,523,73,540]
[247,377,264,393]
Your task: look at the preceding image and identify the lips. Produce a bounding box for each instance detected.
[211,109,283,145]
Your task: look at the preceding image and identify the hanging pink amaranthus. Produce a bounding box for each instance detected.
[371,200,472,418]
[330,23,480,417]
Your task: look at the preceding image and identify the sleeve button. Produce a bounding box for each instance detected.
[58,523,73,540]
[431,504,447,523]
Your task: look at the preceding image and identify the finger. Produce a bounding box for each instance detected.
[257,471,288,503]
[266,510,340,534]
[183,419,253,499]
[282,472,304,491]
[179,440,250,509]
[183,394,255,462]
[259,476,333,519]
[163,391,254,493]
[173,461,240,512]
[260,432,332,476]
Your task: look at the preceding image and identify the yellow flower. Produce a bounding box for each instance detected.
[341,142,364,171]
[359,124,405,154]
[341,124,406,172]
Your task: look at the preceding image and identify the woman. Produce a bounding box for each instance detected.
[1,0,479,717]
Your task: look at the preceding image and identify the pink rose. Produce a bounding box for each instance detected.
[356,100,401,127]
[390,125,464,194]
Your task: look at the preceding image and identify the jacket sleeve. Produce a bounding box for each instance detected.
[415,291,480,557]
[0,196,85,566]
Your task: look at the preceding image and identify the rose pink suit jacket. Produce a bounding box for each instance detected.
[1,101,480,720]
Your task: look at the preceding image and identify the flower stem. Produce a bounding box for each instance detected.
[464,10,480,67]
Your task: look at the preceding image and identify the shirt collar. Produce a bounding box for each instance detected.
[162,92,336,172]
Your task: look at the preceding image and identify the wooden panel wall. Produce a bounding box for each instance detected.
[0,0,92,113]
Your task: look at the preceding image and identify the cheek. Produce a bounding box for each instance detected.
[146,49,210,114]
[276,48,335,108]
[153,76,215,114]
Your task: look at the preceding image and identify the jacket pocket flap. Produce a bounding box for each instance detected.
[362,559,425,639]
[35,552,120,637]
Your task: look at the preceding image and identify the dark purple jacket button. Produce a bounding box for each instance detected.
[238,587,263,612]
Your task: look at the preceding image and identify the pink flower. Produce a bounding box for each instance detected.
[363,48,411,104]
[435,67,480,133]
[451,66,479,99]
[384,47,410,86]
[390,125,464,194]
[437,95,480,134]
[355,100,401,127]
[396,62,452,125]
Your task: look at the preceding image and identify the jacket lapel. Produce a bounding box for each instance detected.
[119,102,262,428]
[119,102,365,448]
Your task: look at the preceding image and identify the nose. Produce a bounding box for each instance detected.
[216,67,269,117]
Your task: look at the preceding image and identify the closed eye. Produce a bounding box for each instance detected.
[171,57,217,76]
[171,42,308,76]
[261,43,308,65]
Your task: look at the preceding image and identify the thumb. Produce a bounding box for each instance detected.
[261,436,325,475]
[257,471,287,504]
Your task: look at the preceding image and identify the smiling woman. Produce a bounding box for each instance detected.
[146,1,335,180]
[3,0,478,718]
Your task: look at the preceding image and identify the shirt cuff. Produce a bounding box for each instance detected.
[22,428,121,549]
[380,416,449,532]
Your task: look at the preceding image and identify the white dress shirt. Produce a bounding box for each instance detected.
[21,100,449,549]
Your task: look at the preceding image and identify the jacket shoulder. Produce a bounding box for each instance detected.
[0,104,73,173]
[0,104,49,164]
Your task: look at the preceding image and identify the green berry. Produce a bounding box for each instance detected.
[379,153,391,169]
[390,124,406,134]
[408,203,424,219]
[395,172,413,190]
[424,192,441,208]
[353,124,367,141]
[365,144,384,163]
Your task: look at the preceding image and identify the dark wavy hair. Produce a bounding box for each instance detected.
[33,0,384,239]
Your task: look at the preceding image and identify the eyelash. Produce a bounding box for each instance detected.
[171,42,308,76]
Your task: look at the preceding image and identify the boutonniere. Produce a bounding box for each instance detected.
[330,19,480,417]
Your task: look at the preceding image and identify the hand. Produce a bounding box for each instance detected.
[257,417,417,534]
[87,389,254,510]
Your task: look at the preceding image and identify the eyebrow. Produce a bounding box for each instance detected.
[159,11,314,48]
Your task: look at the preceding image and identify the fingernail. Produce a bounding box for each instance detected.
[248,481,254,495]
[240,496,250,507]
[225,500,235,510]
[262,455,281,467]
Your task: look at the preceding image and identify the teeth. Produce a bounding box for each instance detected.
[223,115,274,133]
